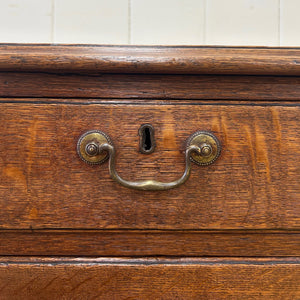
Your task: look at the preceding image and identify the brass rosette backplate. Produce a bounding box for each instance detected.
[187,131,221,166]
[77,130,112,165]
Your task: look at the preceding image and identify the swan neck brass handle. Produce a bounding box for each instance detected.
[77,130,221,191]
[100,143,199,191]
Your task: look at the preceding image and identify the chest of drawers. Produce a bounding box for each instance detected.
[0,45,299,299]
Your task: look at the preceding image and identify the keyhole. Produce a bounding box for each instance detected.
[139,124,155,154]
[144,127,151,150]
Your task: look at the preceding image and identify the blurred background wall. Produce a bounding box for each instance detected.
[0,0,299,46]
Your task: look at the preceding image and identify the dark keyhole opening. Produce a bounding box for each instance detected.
[144,127,152,150]
[139,124,155,154]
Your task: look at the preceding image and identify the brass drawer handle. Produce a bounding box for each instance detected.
[77,130,221,191]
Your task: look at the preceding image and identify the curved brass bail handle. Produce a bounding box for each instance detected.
[100,143,199,191]
[77,130,221,191]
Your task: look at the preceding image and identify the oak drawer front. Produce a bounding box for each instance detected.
[0,257,299,299]
[0,102,299,230]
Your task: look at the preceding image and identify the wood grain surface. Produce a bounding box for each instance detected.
[0,257,299,299]
[1,72,300,100]
[0,45,300,75]
[0,101,299,230]
[0,46,299,297]
[0,230,299,257]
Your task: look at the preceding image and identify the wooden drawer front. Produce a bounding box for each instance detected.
[0,101,299,230]
[0,257,299,299]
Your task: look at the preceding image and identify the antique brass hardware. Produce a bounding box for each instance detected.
[186,131,221,166]
[77,130,112,165]
[139,124,155,154]
[77,130,221,190]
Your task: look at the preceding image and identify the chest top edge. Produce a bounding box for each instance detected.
[0,44,300,76]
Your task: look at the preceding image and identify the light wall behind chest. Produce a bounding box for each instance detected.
[0,0,299,46]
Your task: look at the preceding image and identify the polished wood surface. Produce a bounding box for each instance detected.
[0,230,299,257]
[0,102,299,230]
[0,44,300,75]
[1,73,300,100]
[0,45,299,298]
[0,257,299,299]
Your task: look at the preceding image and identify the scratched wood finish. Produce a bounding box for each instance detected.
[0,102,299,230]
[0,230,299,256]
[0,257,299,299]
[1,45,300,76]
[1,72,300,100]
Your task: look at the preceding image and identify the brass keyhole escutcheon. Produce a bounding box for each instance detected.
[186,131,221,165]
[139,124,155,154]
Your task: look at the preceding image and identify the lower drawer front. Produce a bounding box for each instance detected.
[0,257,299,299]
[0,102,299,230]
